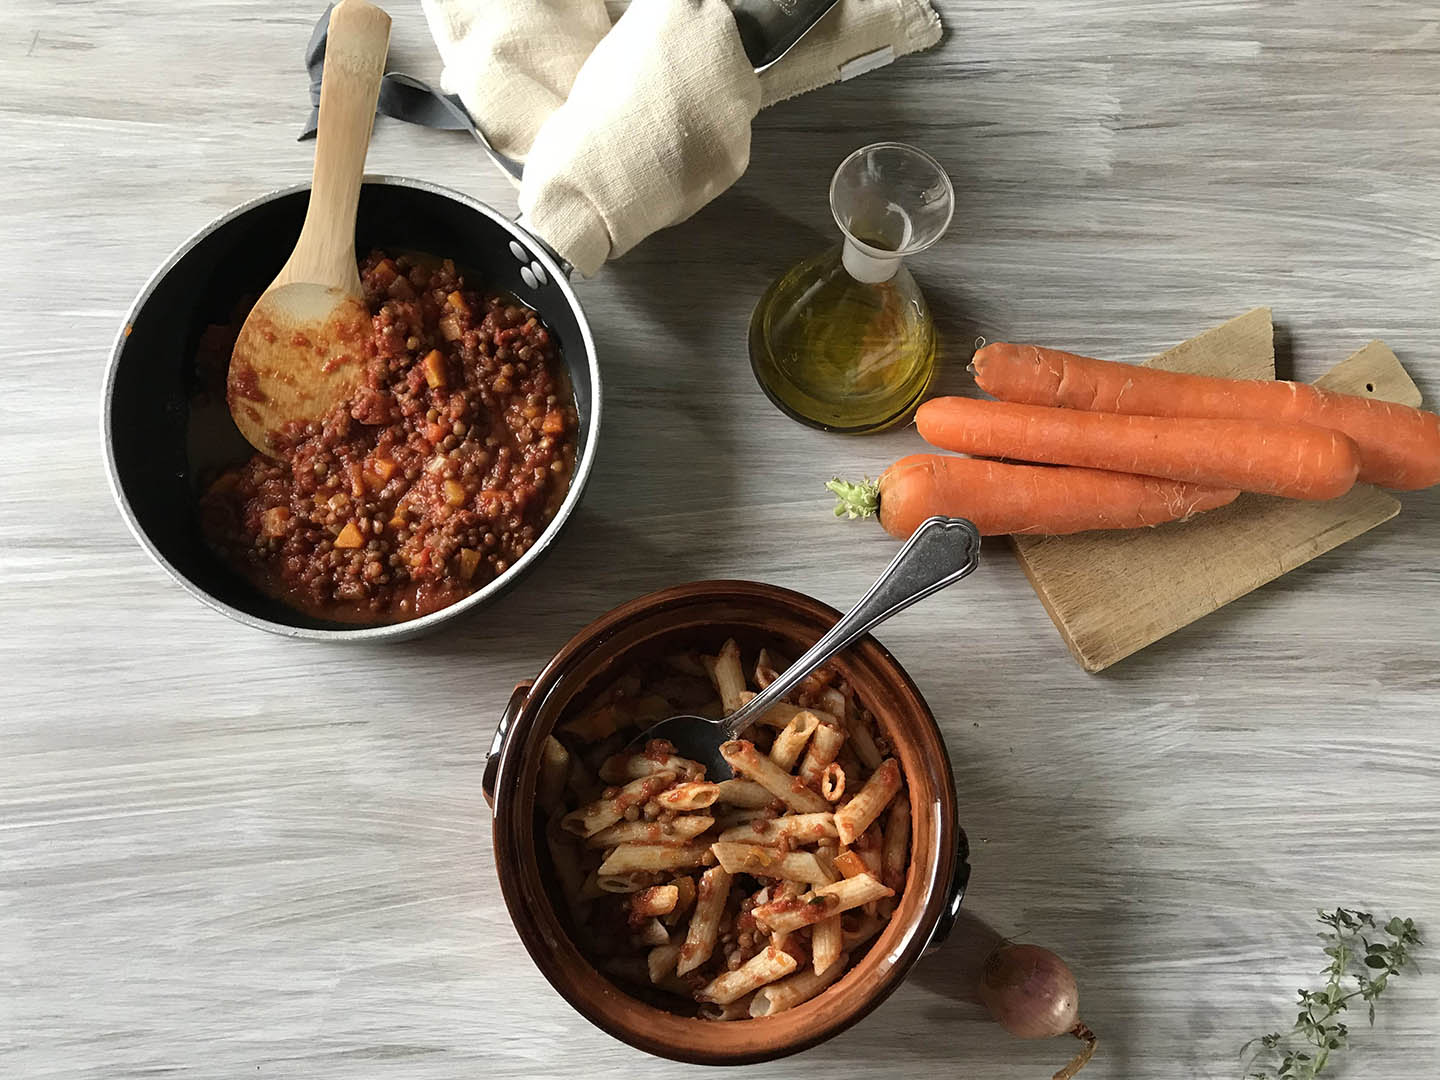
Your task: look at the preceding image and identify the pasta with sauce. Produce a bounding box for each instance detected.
[538,640,910,1019]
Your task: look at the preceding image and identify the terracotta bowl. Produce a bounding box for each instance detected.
[483,580,970,1065]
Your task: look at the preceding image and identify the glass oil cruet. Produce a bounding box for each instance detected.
[749,142,955,433]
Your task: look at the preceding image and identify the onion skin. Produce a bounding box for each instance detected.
[980,943,1079,1039]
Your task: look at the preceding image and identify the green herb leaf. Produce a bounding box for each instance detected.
[1239,908,1423,1080]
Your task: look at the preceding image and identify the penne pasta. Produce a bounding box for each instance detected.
[750,954,849,1016]
[537,736,571,811]
[586,815,714,850]
[820,762,845,802]
[713,806,774,831]
[833,759,902,845]
[768,711,820,771]
[664,875,697,926]
[678,866,732,976]
[882,791,910,893]
[811,916,843,976]
[648,942,682,984]
[720,741,828,814]
[753,648,781,690]
[698,995,757,1021]
[595,872,651,894]
[712,778,774,808]
[656,781,721,811]
[716,812,837,846]
[710,842,838,885]
[844,709,884,772]
[835,743,863,788]
[598,748,704,784]
[630,884,680,919]
[736,691,812,731]
[597,841,713,878]
[562,702,626,742]
[703,639,747,715]
[695,946,797,1005]
[633,917,671,947]
[565,752,603,804]
[561,771,677,838]
[546,811,587,911]
[578,869,606,901]
[798,720,846,788]
[664,651,708,677]
[752,873,894,935]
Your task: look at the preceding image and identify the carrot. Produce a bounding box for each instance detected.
[915,397,1360,501]
[827,455,1239,538]
[972,343,1440,491]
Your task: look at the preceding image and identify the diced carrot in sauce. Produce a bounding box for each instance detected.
[446,291,469,315]
[541,411,567,435]
[370,258,398,289]
[334,522,364,549]
[832,850,869,879]
[457,548,482,580]
[444,480,467,506]
[372,458,397,482]
[422,349,447,388]
[425,422,450,444]
[260,507,291,537]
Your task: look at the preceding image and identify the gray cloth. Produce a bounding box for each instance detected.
[299,5,471,141]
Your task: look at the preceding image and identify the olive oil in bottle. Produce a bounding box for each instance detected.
[749,244,935,432]
[748,143,953,434]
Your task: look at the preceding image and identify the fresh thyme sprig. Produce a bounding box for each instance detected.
[1242,908,1422,1079]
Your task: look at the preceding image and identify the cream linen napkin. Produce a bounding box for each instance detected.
[518,0,760,276]
[424,0,943,274]
[420,0,612,165]
[759,0,942,107]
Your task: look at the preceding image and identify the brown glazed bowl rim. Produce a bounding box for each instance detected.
[488,580,961,1065]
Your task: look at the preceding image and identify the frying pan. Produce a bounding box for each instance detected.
[103,176,600,642]
[104,1,844,639]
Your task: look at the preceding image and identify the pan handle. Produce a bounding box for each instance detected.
[377,74,578,280]
[482,680,534,812]
[383,72,524,185]
[922,825,972,955]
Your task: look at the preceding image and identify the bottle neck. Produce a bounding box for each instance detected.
[841,238,902,284]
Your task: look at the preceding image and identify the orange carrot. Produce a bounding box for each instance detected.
[827,455,1239,538]
[972,343,1440,491]
[915,397,1360,501]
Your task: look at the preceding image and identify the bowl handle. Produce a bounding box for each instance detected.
[482,680,534,811]
[922,825,972,955]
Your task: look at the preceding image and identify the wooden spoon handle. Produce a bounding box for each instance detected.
[278,0,391,294]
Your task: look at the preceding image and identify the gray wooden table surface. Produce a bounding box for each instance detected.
[4,2,1438,1077]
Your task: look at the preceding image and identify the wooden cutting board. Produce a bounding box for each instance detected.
[1011,308,1423,672]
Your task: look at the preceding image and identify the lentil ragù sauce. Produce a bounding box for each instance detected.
[199,250,578,623]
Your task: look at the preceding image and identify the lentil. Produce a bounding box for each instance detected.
[198,250,578,623]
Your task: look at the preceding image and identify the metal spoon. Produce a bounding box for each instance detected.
[626,516,982,779]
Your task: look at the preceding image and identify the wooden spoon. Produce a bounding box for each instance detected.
[227,0,391,455]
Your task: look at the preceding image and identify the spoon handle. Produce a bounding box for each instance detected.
[278,0,391,293]
[720,516,981,740]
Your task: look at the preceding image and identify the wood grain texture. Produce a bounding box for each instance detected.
[1013,312,1412,672]
[2,2,1438,1079]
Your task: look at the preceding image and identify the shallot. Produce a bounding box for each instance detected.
[979,943,1097,1080]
